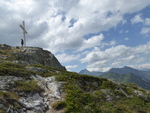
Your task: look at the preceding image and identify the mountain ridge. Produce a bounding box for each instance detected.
[79,69,105,76]
[108,66,150,80]
[79,66,150,80]
[79,66,150,90]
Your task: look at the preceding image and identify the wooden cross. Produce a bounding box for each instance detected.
[20,21,27,47]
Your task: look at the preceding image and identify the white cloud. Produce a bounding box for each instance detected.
[125,30,129,33]
[79,34,104,51]
[141,27,150,34]
[81,45,131,63]
[66,65,78,71]
[88,66,111,72]
[145,18,150,26]
[56,53,80,63]
[134,41,150,54]
[131,15,150,35]
[0,0,150,53]
[131,14,144,24]
[81,41,150,72]
[124,37,129,40]
[130,63,150,70]
[119,30,129,34]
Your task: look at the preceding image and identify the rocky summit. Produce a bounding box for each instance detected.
[0,44,66,70]
[0,44,150,113]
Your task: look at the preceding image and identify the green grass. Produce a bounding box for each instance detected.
[52,101,67,110]
[0,91,19,100]
[0,91,20,112]
[0,109,5,113]
[0,62,34,77]
[15,80,43,93]
[53,72,150,113]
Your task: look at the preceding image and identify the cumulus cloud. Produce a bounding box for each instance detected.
[66,65,78,71]
[81,41,150,72]
[131,14,144,24]
[130,63,150,70]
[1,0,150,53]
[79,34,104,51]
[81,45,131,63]
[56,53,80,63]
[141,27,150,34]
[131,15,150,35]
[124,37,129,40]
[145,18,150,26]
[131,14,150,26]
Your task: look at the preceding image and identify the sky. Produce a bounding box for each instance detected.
[0,0,150,72]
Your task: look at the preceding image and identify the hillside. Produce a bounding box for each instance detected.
[0,44,150,113]
[108,66,150,80]
[79,67,150,90]
[100,72,150,90]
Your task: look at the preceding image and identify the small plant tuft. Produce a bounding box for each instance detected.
[52,101,67,110]
[15,80,43,93]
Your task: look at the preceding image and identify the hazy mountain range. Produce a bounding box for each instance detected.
[79,66,150,90]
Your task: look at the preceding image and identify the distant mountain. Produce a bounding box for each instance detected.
[79,66,150,79]
[141,69,150,72]
[108,66,150,80]
[79,69,90,75]
[108,66,143,75]
[100,72,150,90]
[79,69,104,76]
[79,67,150,90]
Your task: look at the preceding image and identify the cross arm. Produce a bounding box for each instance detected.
[19,24,28,34]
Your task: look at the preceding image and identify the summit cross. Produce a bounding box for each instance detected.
[20,21,27,47]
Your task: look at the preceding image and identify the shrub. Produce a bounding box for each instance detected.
[0,91,19,100]
[127,83,138,89]
[52,101,66,110]
[0,109,5,113]
[124,87,134,95]
[100,102,117,113]
[122,96,146,112]
[113,90,126,98]
[15,80,43,93]
[0,62,34,77]
[100,80,117,89]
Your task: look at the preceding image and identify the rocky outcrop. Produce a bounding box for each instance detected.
[0,75,64,113]
[0,44,66,70]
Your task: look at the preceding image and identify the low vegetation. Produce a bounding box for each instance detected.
[0,91,20,111]
[0,62,150,113]
[0,63,34,77]
[15,80,43,93]
[53,72,150,113]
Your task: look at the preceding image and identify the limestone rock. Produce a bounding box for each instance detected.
[0,44,11,50]
[0,44,66,70]
[0,75,64,113]
[0,76,23,90]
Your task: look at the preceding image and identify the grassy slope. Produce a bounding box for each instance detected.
[100,72,150,90]
[54,72,150,113]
